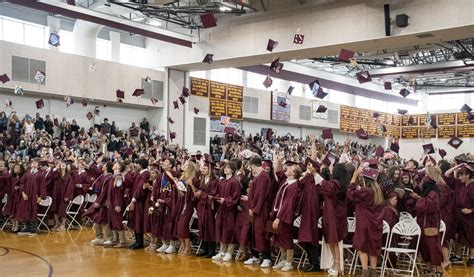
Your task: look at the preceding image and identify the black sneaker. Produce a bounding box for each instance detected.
[28,227,38,236]
[467,258,474,267]
[18,225,30,235]
[450,255,463,264]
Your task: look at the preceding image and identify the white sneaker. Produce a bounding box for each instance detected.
[260,259,271,268]
[103,240,114,246]
[156,244,169,253]
[222,253,233,262]
[90,238,104,245]
[272,260,286,269]
[244,257,260,265]
[281,262,293,272]
[212,252,224,260]
[165,245,176,254]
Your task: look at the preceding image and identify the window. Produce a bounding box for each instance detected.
[59,30,74,54]
[11,55,46,84]
[244,96,259,114]
[299,105,311,121]
[1,16,47,48]
[327,109,339,124]
[24,23,46,48]
[96,38,111,61]
[120,43,145,67]
[193,117,206,146]
[2,17,24,44]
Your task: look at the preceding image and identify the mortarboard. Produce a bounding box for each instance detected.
[315,88,328,99]
[144,76,152,83]
[132,89,144,97]
[422,143,435,155]
[422,155,436,166]
[170,132,176,140]
[270,57,284,73]
[278,100,287,108]
[448,136,463,149]
[390,142,400,154]
[338,49,355,62]
[168,117,174,124]
[15,85,24,95]
[384,82,392,90]
[355,128,369,140]
[179,96,186,105]
[373,112,381,118]
[375,146,384,158]
[82,98,88,107]
[430,115,437,129]
[224,127,235,134]
[408,115,415,125]
[466,112,474,121]
[194,107,200,114]
[362,167,379,180]
[65,96,73,107]
[34,70,46,83]
[116,89,125,99]
[0,73,10,84]
[36,99,45,109]
[87,112,93,120]
[5,99,12,107]
[305,157,321,171]
[266,39,278,52]
[53,118,59,126]
[367,159,380,169]
[285,160,299,166]
[461,104,472,113]
[200,13,217,28]
[293,34,304,44]
[380,124,387,133]
[173,100,179,109]
[356,71,372,84]
[203,53,214,64]
[316,105,327,113]
[182,87,190,97]
[438,149,447,159]
[399,88,410,98]
[322,128,333,140]
[48,33,60,47]
[151,97,158,105]
[287,85,295,95]
[263,75,273,88]
[398,109,408,115]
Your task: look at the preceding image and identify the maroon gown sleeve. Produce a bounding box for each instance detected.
[415,191,439,214]
[38,173,47,199]
[347,182,374,205]
[319,179,338,196]
[81,173,91,194]
[224,178,241,208]
[250,173,272,215]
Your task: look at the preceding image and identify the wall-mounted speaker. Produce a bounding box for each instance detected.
[384,4,391,36]
[396,14,409,27]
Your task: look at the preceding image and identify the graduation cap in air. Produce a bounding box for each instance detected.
[278,100,287,108]
[316,105,327,113]
[168,117,175,124]
[367,158,380,169]
[82,98,88,107]
[322,128,333,140]
[287,85,295,95]
[356,71,372,84]
[202,53,214,64]
[53,118,59,127]
[48,32,60,47]
[408,115,415,125]
[86,112,93,120]
[380,124,387,133]
[34,70,46,83]
[14,85,24,95]
[144,76,152,83]
[224,127,235,134]
[467,112,474,121]
[293,34,304,44]
[390,142,400,154]
[398,109,408,115]
[438,149,447,159]
[4,99,12,108]
[384,82,392,90]
[270,57,284,73]
[355,128,369,140]
[461,104,472,113]
[173,100,179,109]
[116,89,125,99]
[362,167,379,180]
[194,107,200,114]
[170,132,176,140]
[373,112,381,118]
[0,73,10,84]
[36,99,45,109]
[375,146,384,158]
[65,96,73,107]
[338,49,355,62]
[422,143,435,155]
[315,88,328,99]
[448,136,463,149]
[151,97,158,105]
[429,115,437,129]
[399,88,410,98]
[179,96,186,105]
[305,157,321,171]
[309,79,320,93]
[182,87,190,97]
[131,89,144,97]
[263,75,273,88]
[266,39,278,52]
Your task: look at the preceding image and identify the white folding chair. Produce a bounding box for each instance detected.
[66,195,85,230]
[293,216,308,269]
[381,220,421,277]
[189,209,202,253]
[344,217,357,273]
[439,220,446,245]
[399,212,415,222]
[83,194,97,226]
[37,196,53,232]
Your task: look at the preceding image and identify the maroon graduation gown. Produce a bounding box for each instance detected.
[196,178,218,242]
[149,179,162,237]
[383,206,399,229]
[3,174,21,218]
[123,171,136,205]
[0,171,7,207]
[43,168,56,197]
[235,195,251,246]
[51,172,74,218]
[175,177,199,239]
[90,173,114,224]
[453,180,474,248]
[215,176,241,244]
[158,171,179,240]
[128,170,150,233]
[142,180,154,234]
[249,171,272,252]
[297,174,321,245]
[17,170,46,222]
[107,174,125,231]
[320,179,348,243]
[72,170,91,197]
[347,182,384,256]
[272,179,301,250]
[438,179,454,247]
[416,191,442,266]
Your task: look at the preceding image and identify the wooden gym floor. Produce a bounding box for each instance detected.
[0,229,473,277]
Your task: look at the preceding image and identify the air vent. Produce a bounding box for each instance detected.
[11,56,46,84]
[416,33,434,39]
